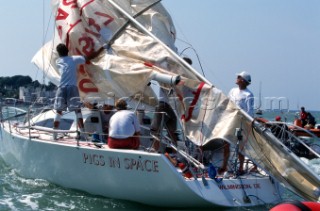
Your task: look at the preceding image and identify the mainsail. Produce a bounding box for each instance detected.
[32,0,320,201]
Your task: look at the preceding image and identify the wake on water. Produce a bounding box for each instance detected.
[0,157,159,210]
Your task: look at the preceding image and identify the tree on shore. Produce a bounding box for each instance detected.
[0,75,57,98]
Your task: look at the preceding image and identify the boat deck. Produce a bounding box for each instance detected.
[9,124,268,181]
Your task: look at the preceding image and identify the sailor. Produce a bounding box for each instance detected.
[219,71,256,175]
[150,89,179,152]
[228,71,254,117]
[52,43,104,140]
[82,98,114,143]
[150,57,192,152]
[108,99,141,149]
[275,115,281,121]
[164,146,193,178]
[100,98,116,142]
[305,112,316,129]
[300,107,308,127]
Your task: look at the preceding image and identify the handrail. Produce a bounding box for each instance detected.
[140,124,205,170]
[30,125,77,133]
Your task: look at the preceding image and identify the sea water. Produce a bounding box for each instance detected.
[0,110,318,210]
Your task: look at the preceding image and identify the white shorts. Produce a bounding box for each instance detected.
[54,85,82,111]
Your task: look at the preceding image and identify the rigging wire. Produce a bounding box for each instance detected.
[31,0,49,107]
[170,10,206,76]
[30,0,55,107]
[42,0,55,82]
[40,1,54,84]
[42,0,46,85]
[178,43,206,78]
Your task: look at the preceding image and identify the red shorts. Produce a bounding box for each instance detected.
[108,136,140,149]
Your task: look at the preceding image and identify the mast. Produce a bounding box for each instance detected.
[258,81,262,109]
[255,81,263,115]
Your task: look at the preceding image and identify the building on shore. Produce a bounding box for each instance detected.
[19,86,56,105]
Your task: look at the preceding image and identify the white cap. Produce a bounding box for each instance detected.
[237,71,251,84]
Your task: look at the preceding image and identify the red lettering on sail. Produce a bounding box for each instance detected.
[95,12,114,26]
[79,36,95,56]
[78,65,86,75]
[181,82,205,122]
[57,25,63,39]
[62,0,77,8]
[88,18,101,33]
[79,78,99,93]
[67,19,82,34]
[56,8,69,21]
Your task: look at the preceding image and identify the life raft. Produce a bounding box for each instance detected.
[270,201,320,211]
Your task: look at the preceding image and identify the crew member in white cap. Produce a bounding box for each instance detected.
[228,71,254,117]
[219,71,256,175]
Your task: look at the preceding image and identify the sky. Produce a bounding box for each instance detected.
[0,0,319,111]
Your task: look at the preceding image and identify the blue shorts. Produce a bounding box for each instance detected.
[54,85,82,111]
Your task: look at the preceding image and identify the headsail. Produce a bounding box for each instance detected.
[32,0,320,201]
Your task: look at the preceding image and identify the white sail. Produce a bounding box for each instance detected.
[31,0,320,201]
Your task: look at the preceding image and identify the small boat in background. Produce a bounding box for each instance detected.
[255,108,263,115]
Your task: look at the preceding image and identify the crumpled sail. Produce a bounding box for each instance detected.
[32,0,320,201]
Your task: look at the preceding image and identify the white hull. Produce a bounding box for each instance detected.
[0,121,282,208]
